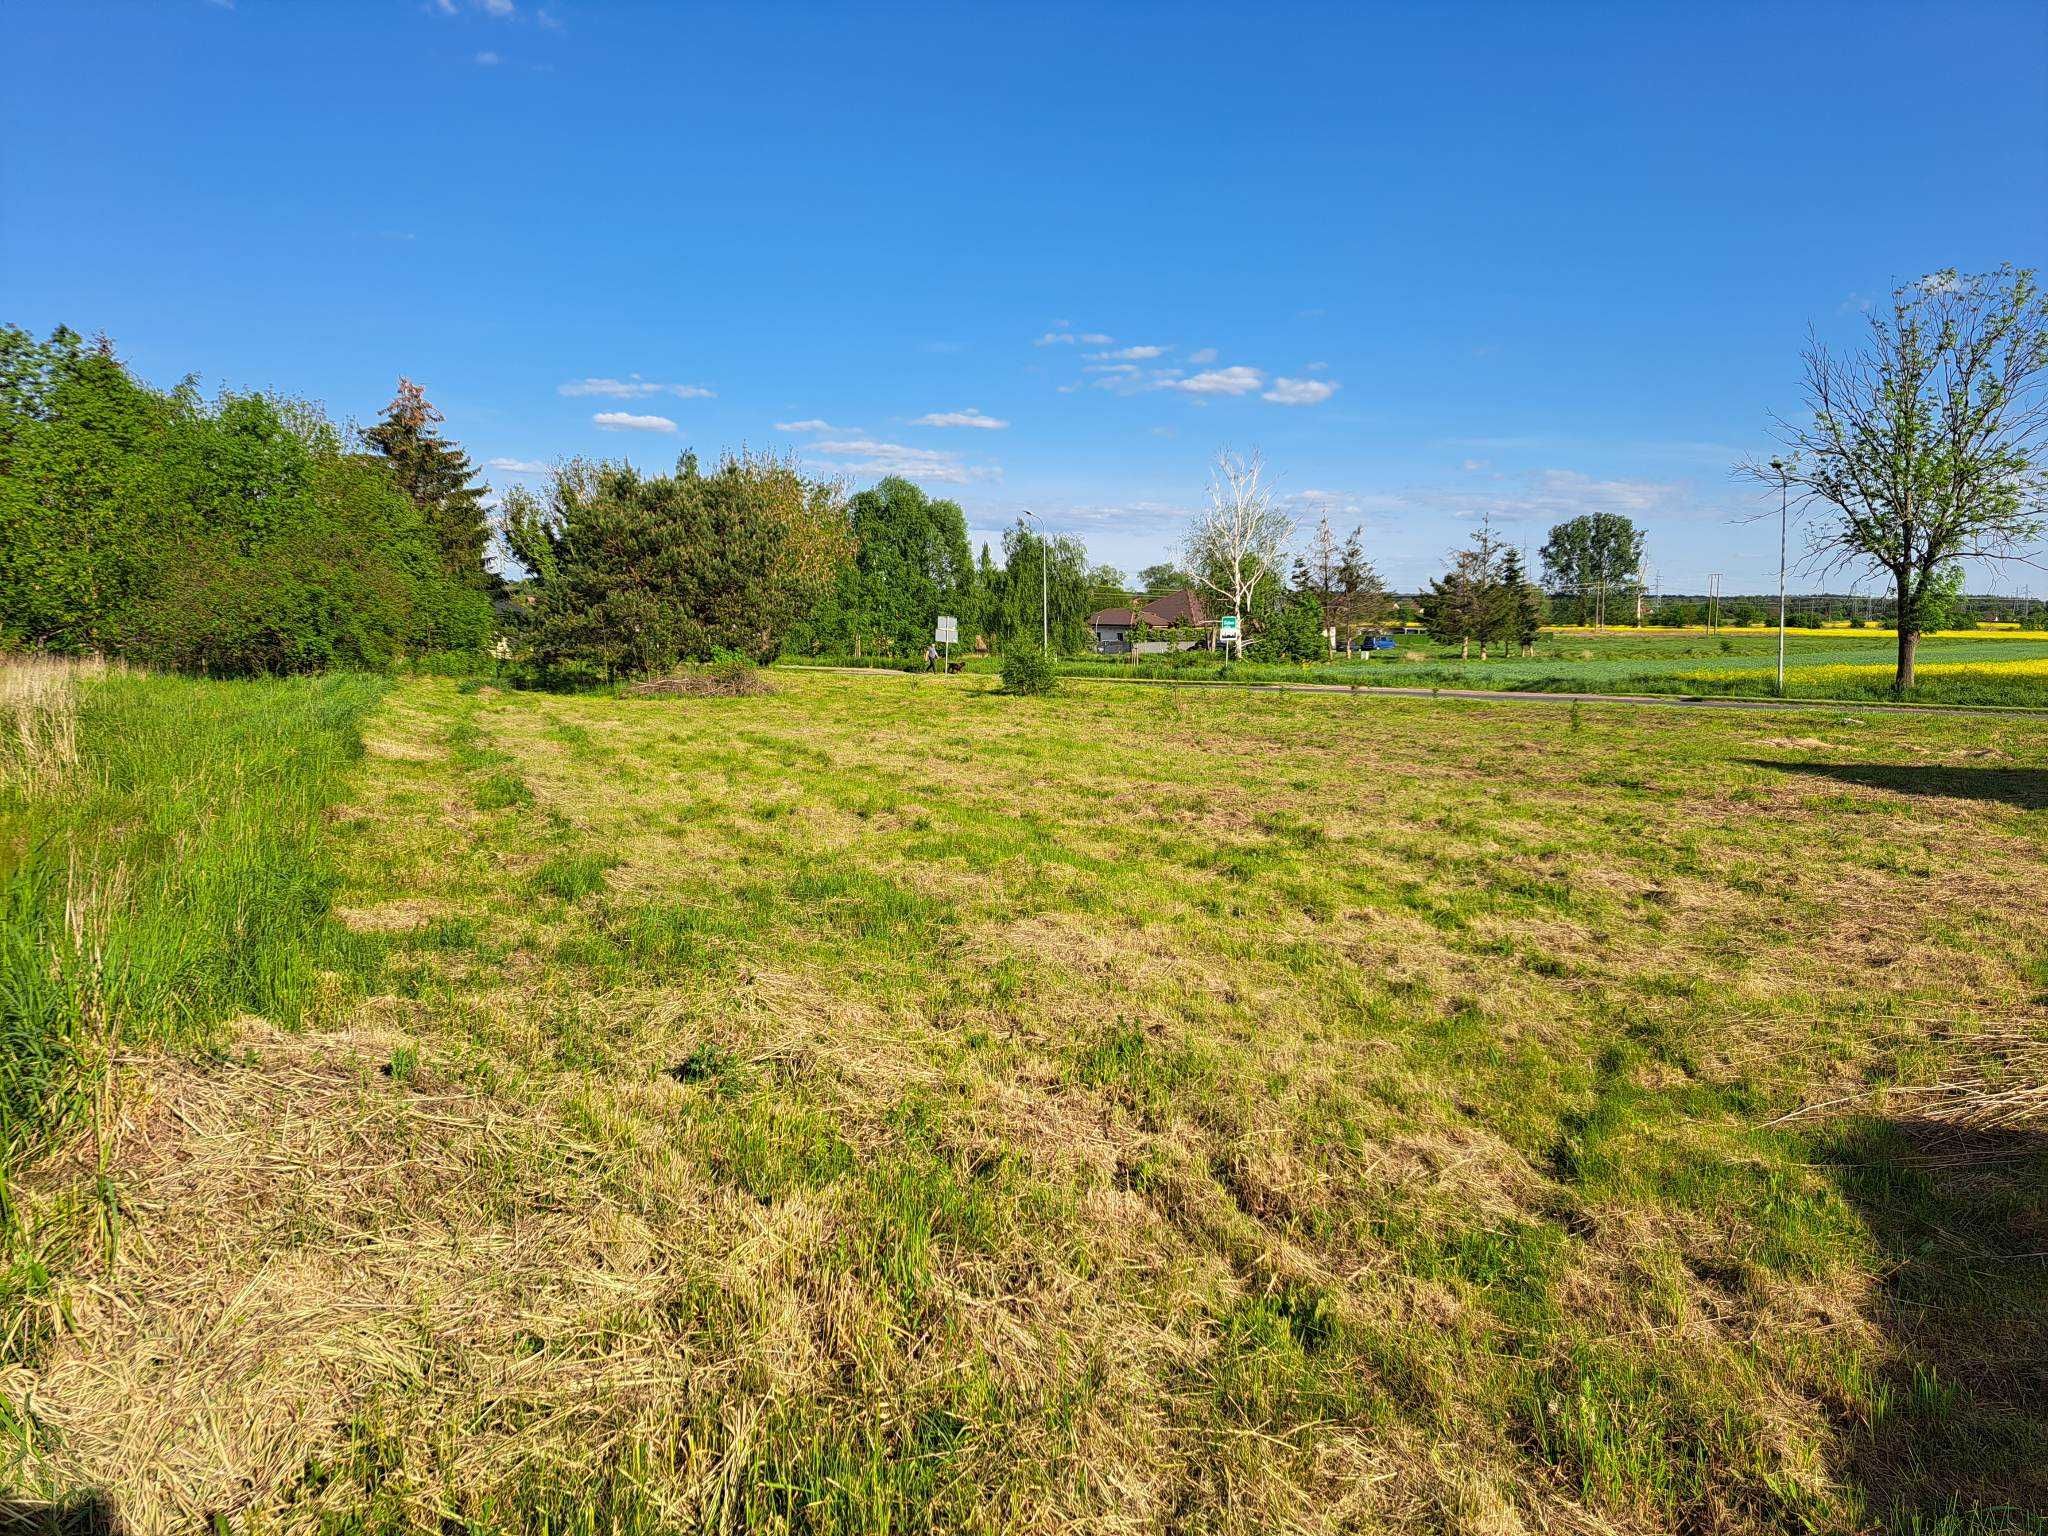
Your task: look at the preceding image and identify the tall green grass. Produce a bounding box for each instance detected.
[0,666,382,1340]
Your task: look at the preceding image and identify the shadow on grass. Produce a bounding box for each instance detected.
[1808,1115,2048,1531]
[1743,760,2048,810]
[0,1494,123,1534]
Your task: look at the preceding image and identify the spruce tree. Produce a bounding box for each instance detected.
[364,377,495,588]
[1497,547,1544,655]
[1332,526,1392,647]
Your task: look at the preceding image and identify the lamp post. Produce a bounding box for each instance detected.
[1770,456,1789,697]
[1020,508,1047,650]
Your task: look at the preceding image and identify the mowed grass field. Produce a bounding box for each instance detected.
[866,629,2048,709]
[5,666,2047,1534]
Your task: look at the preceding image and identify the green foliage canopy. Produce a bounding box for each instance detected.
[1539,513,1645,626]
[504,451,851,676]
[807,477,976,656]
[0,324,493,671]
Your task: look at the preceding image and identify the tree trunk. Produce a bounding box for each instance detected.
[1896,627,1917,692]
[1461,636,1470,660]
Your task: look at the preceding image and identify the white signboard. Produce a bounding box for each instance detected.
[935,615,959,644]
[1217,614,1240,640]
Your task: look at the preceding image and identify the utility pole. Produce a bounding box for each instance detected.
[1770,457,1789,696]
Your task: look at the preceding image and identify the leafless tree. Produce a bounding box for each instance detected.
[1742,266,2048,689]
[1182,449,1295,656]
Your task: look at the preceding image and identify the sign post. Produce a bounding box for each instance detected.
[1217,613,1240,657]
[935,615,958,671]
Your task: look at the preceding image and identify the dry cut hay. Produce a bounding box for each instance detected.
[622,663,774,699]
[1764,1023,2048,1134]
[4,1024,708,1535]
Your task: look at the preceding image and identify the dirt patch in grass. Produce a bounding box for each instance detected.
[330,898,447,934]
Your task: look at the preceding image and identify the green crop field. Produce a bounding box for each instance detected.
[4,662,2045,1534]
[812,629,2048,709]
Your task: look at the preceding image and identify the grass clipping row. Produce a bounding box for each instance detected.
[622,661,774,698]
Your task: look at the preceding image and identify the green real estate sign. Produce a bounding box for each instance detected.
[1218,614,1240,641]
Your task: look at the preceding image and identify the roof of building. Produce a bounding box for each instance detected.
[1140,589,1210,627]
[1087,607,1147,628]
[1089,590,1214,630]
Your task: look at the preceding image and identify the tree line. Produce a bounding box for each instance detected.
[11,266,2038,690]
[0,328,496,673]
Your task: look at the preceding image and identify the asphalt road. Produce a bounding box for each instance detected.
[783,666,2047,719]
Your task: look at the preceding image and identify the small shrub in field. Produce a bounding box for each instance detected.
[475,770,532,809]
[385,1044,420,1085]
[1000,645,1057,696]
[531,852,615,902]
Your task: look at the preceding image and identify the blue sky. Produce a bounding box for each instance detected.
[6,1,2045,596]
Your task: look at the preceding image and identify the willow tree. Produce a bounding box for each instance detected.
[1746,266,2048,690]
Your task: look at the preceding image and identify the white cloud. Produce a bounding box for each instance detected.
[562,377,659,397]
[1460,458,1488,472]
[913,408,1009,430]
[1161,366,1264,396]
[1187,347,1217,364]
[773,419,853,433]
[479,0,515,14]
[1078,332,1114,345]
[1337,467,1692,527]
[1090,344,1167,361]
[474,50,501,65]
[1262,376,1338,406]
[487,456,549,474]
[1034,331,1076,346]
[558,376,713,399]
[1039,498,1197,534]
[1303,360,1329,373]
[808,438,998,485]
[593,411,677,433]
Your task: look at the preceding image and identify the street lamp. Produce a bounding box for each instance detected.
[1020,508,1047,650]
[1769,456,1789,697]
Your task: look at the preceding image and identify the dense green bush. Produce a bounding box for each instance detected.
[503,452,852,678]
[999,643,1057,695]
[1250,593,1326,662]
[0,325,495,674]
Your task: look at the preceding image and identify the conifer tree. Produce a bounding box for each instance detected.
[1497,546,1544,655]
[364,377,494,587]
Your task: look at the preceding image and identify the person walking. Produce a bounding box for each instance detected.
[923,642,939,673]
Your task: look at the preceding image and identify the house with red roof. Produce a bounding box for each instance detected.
[1086,589,1215,654]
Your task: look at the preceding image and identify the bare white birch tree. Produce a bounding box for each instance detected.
[1181,449,1295,656]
